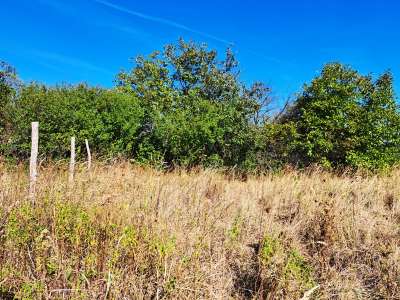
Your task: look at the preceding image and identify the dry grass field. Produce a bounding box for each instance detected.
[0,162,399,299]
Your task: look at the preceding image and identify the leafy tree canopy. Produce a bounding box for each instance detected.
[115,39,273,167]
[279,63,400,169]
[116,39,272,123]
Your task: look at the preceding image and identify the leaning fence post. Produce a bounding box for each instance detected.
[69,136,76,186]
[29,122,39,203]
[85,139,91,170]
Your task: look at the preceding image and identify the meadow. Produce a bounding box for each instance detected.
[0,162,399,299]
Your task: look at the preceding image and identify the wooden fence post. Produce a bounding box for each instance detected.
[69,136,76,186]
[85,139,91,170]
[29,122,39,203]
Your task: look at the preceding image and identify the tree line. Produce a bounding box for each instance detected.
[1,39,399,171]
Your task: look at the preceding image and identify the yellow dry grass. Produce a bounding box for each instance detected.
[0,162,399,299]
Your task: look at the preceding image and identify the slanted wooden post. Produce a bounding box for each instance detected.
[29,122,39,203]
[85,139,91,170]
[69,136,76,186]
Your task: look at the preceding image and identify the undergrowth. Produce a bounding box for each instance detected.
[0,162,399,299]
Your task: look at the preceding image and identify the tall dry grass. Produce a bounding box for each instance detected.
[0,162,399,299]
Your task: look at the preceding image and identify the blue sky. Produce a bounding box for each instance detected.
[1,0,400,104]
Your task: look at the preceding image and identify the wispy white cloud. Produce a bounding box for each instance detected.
[30,50,113,75]
[93,0,234,45]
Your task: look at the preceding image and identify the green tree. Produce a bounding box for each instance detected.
[346,72,400,169]
[117,39,272,167]
[279,63,400,169]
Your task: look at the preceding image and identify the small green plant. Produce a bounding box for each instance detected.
[152,235,176,259]
[227,215,242,242]
[260,235,280,265]
[258,234,316,298]
[5,203,44,247]
[284,249,315,290]
[120,225,138,249]
[54,202,95,246]
[14,281,44,300]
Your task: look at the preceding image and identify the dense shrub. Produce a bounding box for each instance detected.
[153,97,253,167]
[5,84,145,159]
[278,63,400,170]
[246,123,300,171]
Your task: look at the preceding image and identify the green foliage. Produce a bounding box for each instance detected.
[260,235,280,264]
[5,83,145,159]
[1,47,400,171]
[54,201,95,246]
[0,40,270,169]
[6,203,44,247]
[284,249,314,289]
[151,235,176,260]
[259,234,315,297]
[0,61,19,151]
[15,281,44,300]
[227,215,242,242]
[151,97,253,167]
[116,39,267,168]
[280,63,400,169]
[249,122,299,171]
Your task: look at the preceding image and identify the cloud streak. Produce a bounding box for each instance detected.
[93,0,234,45]
[92,0,290,66]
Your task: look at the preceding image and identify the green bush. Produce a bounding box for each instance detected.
[5,84,145,159]
[246,122,299,171]
[279,63,400,170]
[150,97,253,167]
